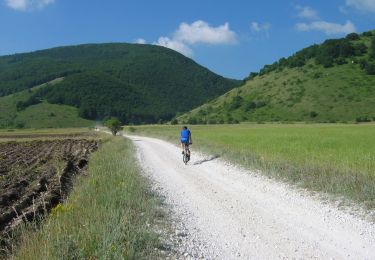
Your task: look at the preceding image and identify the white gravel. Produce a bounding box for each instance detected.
[127,135,375,259]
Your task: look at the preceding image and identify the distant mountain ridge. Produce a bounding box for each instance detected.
[178,30,375,124]
[0,43,240,125]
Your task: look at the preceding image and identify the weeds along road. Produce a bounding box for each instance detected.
[126,135,375,259]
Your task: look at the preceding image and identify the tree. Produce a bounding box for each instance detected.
[104,117,123,136]
[229,96,243,110]
[346,32,360,41]
[354,43,367,56]
[370,37,375,60]
[365,62,375,75]
[362,31,373,37]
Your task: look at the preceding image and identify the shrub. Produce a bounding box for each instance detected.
[356,116,371,123]
[370,37,375,60]
[226,116,234,124]
[346,32,360,41]
[335,57,347,65]
[170,118,178,125]
[197,109,207,116]
[229,96,243,110]
[187,117,197,125]
[354,43,367,55]
[104,117,123,135]
[255,101,266,108]
[312,72,322,79]
[316,55,334,68]
[359,59,368,70]
[365,63,375,75]
[244,72,259,82]
[309,111,318,118]
[245,101,256,111]
[15,121,25,128]
[362,31,373,37]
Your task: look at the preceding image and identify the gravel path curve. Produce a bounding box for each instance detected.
[128,135,375,259]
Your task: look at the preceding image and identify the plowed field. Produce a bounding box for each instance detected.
[0,139,98,242]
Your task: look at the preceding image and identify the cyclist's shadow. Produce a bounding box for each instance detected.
[193,155,220,165]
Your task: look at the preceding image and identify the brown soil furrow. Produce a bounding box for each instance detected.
[0,138,99,254]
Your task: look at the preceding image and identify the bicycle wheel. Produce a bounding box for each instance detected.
[183,153,188,164]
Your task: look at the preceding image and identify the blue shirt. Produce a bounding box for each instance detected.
[180,129,190,143]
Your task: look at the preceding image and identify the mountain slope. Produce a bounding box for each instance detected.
[0,43,240,124]
[178,31,375,124]
[0,79,93,128]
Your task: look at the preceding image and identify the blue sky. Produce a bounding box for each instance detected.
[0,0,374,79]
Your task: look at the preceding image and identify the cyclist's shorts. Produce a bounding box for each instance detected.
[181,138,189,144]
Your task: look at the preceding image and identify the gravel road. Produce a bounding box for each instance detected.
[128,135,375,259]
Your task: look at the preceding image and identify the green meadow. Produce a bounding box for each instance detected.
[0,79,93,129]
[125,123,375,207]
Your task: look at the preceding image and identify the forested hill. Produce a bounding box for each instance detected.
[178,30,375,124]
[0,43,240,123]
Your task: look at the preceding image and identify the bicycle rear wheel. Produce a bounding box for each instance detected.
[182,145,190,164]
[183,153,188,164]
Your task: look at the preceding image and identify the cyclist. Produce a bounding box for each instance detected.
[180,126,192,156]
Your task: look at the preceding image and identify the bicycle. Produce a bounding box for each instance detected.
[182,143,191,165]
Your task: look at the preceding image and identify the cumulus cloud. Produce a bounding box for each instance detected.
[5,0,55,11]
[250,22,271,32]
[135,38,147,44]
[296,20,356,35]
[154,20,237,57]
[155,37,193,57]
[346,0,375,13]
[173,20,237,45]
[297,6,319,20]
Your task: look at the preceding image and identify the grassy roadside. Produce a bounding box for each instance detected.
[124,124,375,208]
[13,135,161,259]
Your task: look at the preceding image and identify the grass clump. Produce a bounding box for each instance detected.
[14,136,161,259]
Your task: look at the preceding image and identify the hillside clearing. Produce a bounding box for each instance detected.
[0,79,93,129]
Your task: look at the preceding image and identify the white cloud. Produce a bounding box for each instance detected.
[297,6,319,20]
[5,0,55,11]
[296,20,356,35]
[135,38,147,44]
[153,20,237,57]
[154,37,193,57]
[250,22,271,32]
[5,0,26,10]
[346,0,375,13]
[173,20,237,45]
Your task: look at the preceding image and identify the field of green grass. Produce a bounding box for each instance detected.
[12,135,163,259]
[0,79,93,129]
[125,123,375,208]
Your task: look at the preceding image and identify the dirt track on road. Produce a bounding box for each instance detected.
[128,135,375,259]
